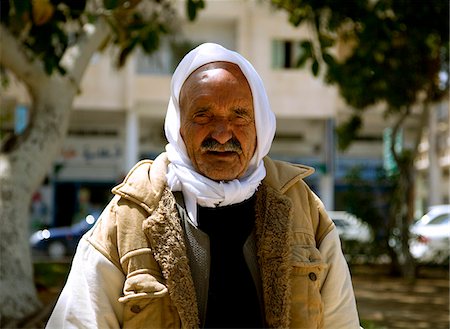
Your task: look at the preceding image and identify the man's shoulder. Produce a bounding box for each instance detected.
[263,156,315,193]
[112,153,169,213]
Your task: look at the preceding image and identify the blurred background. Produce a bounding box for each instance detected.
[0,0,448,328]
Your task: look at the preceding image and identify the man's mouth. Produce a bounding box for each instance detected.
[206,150,238,158]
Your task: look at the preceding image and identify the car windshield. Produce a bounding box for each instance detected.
[427,214,450,225]
[333,219,350,228]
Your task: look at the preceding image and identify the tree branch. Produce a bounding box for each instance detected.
[390,106,409,166]
[412,102,430,159]
[61,16,111,86]
[0,25,48,90]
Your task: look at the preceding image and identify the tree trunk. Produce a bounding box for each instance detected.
[0,17,111,325]
[0,78,75,327]
[399,162,417,280]
[388,104,429,280]
[0,163,41,327]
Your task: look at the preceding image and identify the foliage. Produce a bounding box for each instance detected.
[341,166,387,230]
[271,0,449,139]
[338,165,396,262]
[34,262,70,290]
[0,0,204,76]
[360,320,387,329]
[273,0,448,279]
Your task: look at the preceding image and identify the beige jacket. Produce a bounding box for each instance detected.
[46,154,361,329]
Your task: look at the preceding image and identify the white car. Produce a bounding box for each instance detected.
[327,211,372,243]
[410,205,450,264]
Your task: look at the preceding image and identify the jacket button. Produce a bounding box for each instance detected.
[130,304,141,313]
[308,272,317,281]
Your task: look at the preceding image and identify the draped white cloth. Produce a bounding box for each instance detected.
[164,43,276,225]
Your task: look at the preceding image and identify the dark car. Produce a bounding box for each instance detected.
[29,214,98,259]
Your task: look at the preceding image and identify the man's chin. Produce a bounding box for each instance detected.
[204,151,240,159]
[200,165,242,181]
[195,155,247,181]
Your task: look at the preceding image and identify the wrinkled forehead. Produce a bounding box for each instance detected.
[180,61,250,97]
[171,55,255,105]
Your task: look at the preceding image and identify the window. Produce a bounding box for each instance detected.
[136,19,236,75]
[428,214,450,225]
[136,39,198,75]
[272,39,303,69]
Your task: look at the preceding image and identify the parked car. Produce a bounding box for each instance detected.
[30,214,98,259]
[327,211,373,262]
[327,211,372,243]
[410,204,450,265]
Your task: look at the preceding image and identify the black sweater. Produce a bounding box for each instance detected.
[198,195,263,329]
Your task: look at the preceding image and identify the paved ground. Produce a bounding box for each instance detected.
[25,262,450,328]
[352,264,449,329]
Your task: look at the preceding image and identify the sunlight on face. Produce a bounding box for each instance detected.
[179,62,256,181]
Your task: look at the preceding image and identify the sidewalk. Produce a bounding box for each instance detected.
[352,264,449,329]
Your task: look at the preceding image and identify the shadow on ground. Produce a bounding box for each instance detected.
[26,261,450,329]
[352,264,449,329]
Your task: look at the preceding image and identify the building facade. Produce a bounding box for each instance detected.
[2,0,448,227]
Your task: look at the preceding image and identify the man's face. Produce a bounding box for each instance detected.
[179,62,257,181]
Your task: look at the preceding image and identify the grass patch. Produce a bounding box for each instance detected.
[34,262,71,289]
[360,319,387,329]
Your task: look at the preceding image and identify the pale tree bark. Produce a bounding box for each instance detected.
[0,18,110,326]
[0,80,74,327]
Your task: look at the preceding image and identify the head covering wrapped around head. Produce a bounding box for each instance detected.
[164,43,276,225]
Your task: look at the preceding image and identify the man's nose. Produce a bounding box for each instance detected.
[210,119,232,144]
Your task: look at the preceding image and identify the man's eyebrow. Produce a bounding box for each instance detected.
[193,107,211,114]
[233,107,252,116]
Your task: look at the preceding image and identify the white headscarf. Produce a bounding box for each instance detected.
[164,43,276,225]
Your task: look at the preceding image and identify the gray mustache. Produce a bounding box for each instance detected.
[201,138,242,154]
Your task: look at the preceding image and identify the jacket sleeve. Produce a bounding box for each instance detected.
[46,237,124,329]
[319,227,362,329]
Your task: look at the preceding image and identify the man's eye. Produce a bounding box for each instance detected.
[233,113,253,125]
[233,108,253,125]
[193,113,211,124]
[234,116,250,125]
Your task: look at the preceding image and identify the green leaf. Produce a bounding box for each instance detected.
[311,59,320,76]
[319,34,334,49]
[1,0,10,23]
[103,0,119,10]
[43,55,57,75]
[62,0,87,18]
[296,53,310,68]
[1,65,10,88]
[289,14,303,27]
[141,30,159,53]
[187,0,204,21]
[300,40,312,55]
[322,53,335,66]
[336,115,362,150]
[118,37,139,67]
[288,7,309,27]
[12,0,31,17]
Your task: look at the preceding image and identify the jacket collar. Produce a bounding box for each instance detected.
[143,188,200,328]
[254,182,294,328]
[263,156,314,194]
[111,153,169,213]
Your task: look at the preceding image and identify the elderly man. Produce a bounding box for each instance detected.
[47,43,361,329]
